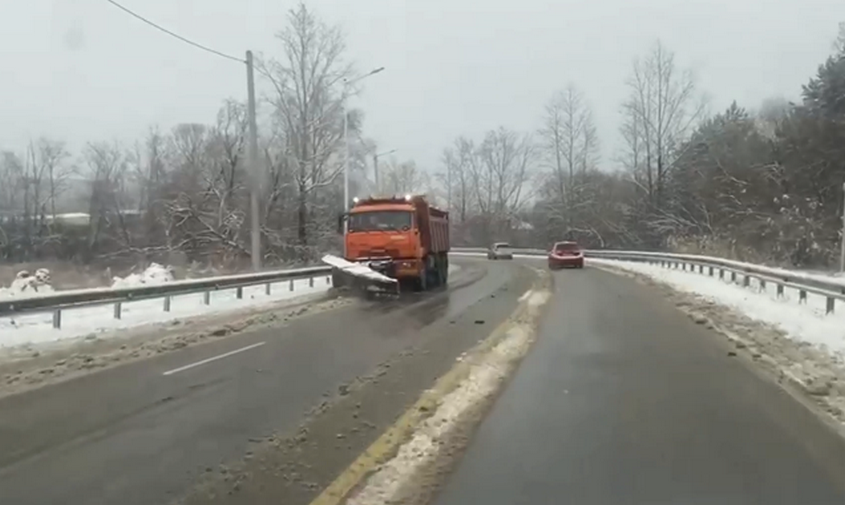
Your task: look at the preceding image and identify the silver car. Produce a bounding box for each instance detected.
[487,242,514,260]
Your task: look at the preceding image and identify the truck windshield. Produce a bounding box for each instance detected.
[348,211,413,232]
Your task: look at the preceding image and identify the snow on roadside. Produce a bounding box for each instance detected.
[0,269,54,301]
[1,262,464,350]
[590,258,845,357]
[111,263,174,288]
[0,276,333,349]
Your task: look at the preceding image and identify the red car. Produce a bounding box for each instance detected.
[548,241,584,269]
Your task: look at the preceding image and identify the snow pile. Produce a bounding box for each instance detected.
[0,269,54,300]
[321,254,397,284]
[590,259,845,356]
[346,286,551,505]
[111,263,175,289]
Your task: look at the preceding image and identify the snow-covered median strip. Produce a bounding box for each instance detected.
[0,277,332,349]
[589,258,845,356]
[344,284,552,505]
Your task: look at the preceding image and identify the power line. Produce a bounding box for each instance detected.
[105,0,244,64]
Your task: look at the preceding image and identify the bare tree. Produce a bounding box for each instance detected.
[0,151,24,215]
[621,40,706,210]
[381,159,429,195]
[537,84,599,235]
[470,127,535,241]
[31,138,71,221]
[261,2,354,249]
[82,141,131,259]
[439,136,475,224]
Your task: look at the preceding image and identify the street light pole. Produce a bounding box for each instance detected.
[246,50,261,272]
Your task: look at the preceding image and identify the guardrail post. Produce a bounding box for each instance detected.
[799,290,807,304]
[203,291,211,305]
[731,271,737,282]
[52,309,61,329]
[289,279,294,291]
[743,275,750,287]
[759,279,766,292]
[265,283,271,295]
[114,302,122,320]
[163,296,171,312]
[326,276,331,285]
[708,266,714,276]
[236,286,243,300]
[719,269,724,280]
[777,284,784,298]
[699,265,704,273]
[826,296,835,315]
[309,277,314,287]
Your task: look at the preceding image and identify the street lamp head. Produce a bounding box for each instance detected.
[370,67,385,75]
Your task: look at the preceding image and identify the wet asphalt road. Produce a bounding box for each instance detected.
[435,264,845,505]
[0,258,521,505]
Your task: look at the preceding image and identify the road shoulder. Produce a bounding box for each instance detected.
[593,261,845,440]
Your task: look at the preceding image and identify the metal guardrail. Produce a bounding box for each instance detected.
[1,266,333,329]
[450,247,845,315]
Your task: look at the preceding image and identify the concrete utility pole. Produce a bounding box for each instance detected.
[840,182,845,273]
[246,50,261,271]
[104,1,263,270]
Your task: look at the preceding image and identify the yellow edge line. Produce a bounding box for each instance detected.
[307,269,550,505]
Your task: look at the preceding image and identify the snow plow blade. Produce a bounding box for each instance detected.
[322,254,400,296]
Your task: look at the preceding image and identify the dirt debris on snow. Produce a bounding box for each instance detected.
[0,292,350,398]
[597,263,845,431]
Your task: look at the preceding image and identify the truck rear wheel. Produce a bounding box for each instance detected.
[415,263,428,291]
[437,253,447,286]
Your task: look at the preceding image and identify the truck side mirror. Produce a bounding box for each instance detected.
[337,213,346,234]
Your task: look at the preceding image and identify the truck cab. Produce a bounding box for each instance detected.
[339,194,449,290]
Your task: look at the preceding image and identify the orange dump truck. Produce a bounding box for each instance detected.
[336,194,450,291]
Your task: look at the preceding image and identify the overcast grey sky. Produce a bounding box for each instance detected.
[3,0,844,172]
